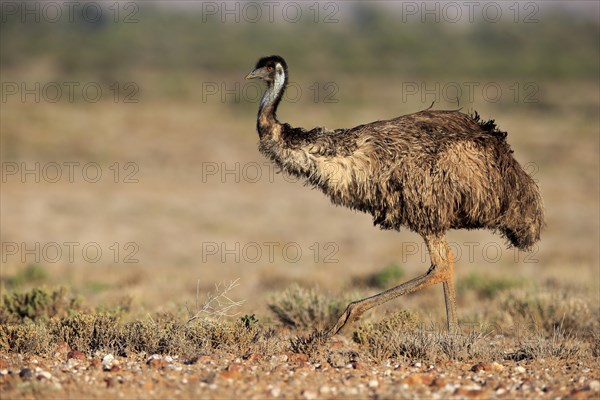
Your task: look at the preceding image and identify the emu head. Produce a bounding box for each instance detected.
[245,55,288,84]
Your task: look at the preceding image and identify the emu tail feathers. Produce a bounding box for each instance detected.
[470,111,508,140]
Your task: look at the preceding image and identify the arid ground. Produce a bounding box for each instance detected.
[1,2,599,399]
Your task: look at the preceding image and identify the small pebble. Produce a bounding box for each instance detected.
[36,370,52,380]
[589,380,600,391]
[491,362,504,371]
[515,365,526,373]
[102,354,116,371]
[19,368,33,380]
[68,351,86,360]
[368,379,379,388]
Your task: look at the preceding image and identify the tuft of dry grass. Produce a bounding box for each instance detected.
[354,319,507,363]
[499,289,598,337]
[507,325,583,361]
[289,330,329,361]
[268,284,355,330]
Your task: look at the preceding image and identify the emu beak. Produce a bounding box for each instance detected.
[245,67,267,80]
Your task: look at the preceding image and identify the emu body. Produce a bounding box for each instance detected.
[246,55,544,335]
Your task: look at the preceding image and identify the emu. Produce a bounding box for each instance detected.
[246,55,544,335]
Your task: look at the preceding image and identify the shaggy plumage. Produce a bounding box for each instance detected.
[246,55,544,335]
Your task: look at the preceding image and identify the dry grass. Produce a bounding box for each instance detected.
[499,289,599,337]
[0,282,597,388]
[268,284,356,330]
[353,311,505,363]
[0,286,276,358]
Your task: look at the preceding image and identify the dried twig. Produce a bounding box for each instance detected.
[186,278,244,323]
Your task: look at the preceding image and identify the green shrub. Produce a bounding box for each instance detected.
[458,272,523,299]
[6,264,49,288]
[368,263,405,288]
[0,286,82,324]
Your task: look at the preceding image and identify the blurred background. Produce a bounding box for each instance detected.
[1,1,598,322]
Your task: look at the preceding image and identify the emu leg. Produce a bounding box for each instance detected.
[327,235,454,336]
[442,243,458,332]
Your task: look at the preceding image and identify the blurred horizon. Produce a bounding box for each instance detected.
[1,1,598,82]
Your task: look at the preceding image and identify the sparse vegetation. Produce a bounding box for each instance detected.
[352,311,502,362]
[507,326,583,361]
[268,284,352,329]
[0,284,598,398]
[290,330,329,360]
[499,289,598,337]
[0,288,266,357]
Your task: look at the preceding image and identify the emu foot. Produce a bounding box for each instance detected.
[326,301,364,337]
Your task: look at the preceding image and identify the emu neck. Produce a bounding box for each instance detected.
[257,75,285,139]
[257,99,281,139]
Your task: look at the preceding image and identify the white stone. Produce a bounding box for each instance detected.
[147,354,161,362]
[515,365,526,373]
[368,379,379,388]
[102,354,115,371]
[36,370,52,380]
